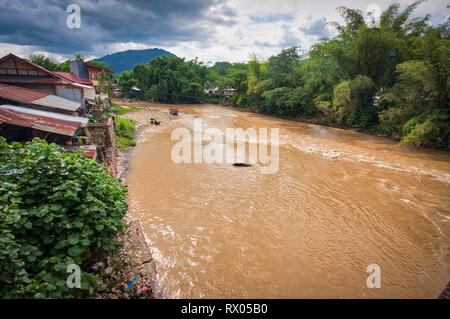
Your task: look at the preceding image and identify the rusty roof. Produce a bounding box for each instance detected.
[53,72,94,86]
[0,104,88,136]
[0,83,81,112]
[64,144,97,159]
[0,82,47,102]
[83,62,114,73]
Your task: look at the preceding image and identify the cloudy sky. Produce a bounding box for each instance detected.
[0,0,448,63]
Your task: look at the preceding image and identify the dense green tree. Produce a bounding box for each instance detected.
[28,54,59,71]
[122,55,208,103]
[117,71,137,98]
[112,1,448,148]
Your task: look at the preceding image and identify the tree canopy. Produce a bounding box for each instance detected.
[113,1,447,149]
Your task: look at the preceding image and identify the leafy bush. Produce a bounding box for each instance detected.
[332,76,376,127]
[0,138,128,298]
[262,87,314,116]
[332,80,351,105]
[401,113,442,146]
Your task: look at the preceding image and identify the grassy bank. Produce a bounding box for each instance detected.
[111,102,139,151]
[111,102,141,115]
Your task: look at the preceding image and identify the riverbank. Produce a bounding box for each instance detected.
[115,98,448,151]
[92,219,158,299]
[93,103,160,299]
[230,105,450,151]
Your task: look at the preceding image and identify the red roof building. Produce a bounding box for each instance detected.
[0,104,88,136]
[53,72,93,86]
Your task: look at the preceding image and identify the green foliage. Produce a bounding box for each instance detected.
[332,81,352,110]
[112,1,448,148]
[114,117,135,140]
[401,113,442,145]
[262,87,314,116]
[207,61,233,86]
[117,71,137,98]
[217,1,447,147]
[28,54,59,71]
[306,0,448,147]
[95,71,114,98]
[74,53,85,62]
[116,137,136,151]
[265,47,301,88]
[93,48,175,75]
[113,117,136,150]
[122,55,208,103]
[331,75,377,127]
[0,138,128,298]
[110,102,139,115]
[87,60,112,71]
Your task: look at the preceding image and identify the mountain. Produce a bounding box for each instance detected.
[92,48,176,74]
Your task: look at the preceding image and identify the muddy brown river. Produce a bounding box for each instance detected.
[121,102,449,298]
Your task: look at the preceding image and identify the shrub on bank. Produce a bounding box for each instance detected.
[114,117,135,140]
[0,138,128,298]
[116,137,136,151]
[114,117,136,150]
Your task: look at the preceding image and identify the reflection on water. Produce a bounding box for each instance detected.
[122,103,450,298]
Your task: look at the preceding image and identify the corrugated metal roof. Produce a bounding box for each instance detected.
[34,95,81,112]
[64,145,97,159]
[83,62,114,73]
[54,72,93,86]
[0,104,88,136]
[0,82,48,102]
[0,83,81,111]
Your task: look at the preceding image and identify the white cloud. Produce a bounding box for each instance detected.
[1,0,447,63]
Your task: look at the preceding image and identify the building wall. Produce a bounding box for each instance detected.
[87,117,117,177]
[0,58,48,76]
[56,87,83,103]
[69,60,89,80]
[83,87,96,100]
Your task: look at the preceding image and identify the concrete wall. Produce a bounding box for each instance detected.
[56,87,83,103]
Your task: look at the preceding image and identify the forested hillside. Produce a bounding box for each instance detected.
[93,48,175,74]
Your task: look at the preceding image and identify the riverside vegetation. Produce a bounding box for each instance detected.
[0,138,128,298]
[29,2,448,149]
[115,1,448,149]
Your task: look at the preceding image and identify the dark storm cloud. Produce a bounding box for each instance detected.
[0,0,237,54]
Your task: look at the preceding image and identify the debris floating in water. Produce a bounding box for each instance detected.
[233,163,252,167]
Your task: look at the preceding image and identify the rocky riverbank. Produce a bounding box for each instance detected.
[93,106,160,299]
[92,219,159,299]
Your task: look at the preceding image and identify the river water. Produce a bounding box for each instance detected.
[121,102,449,298]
